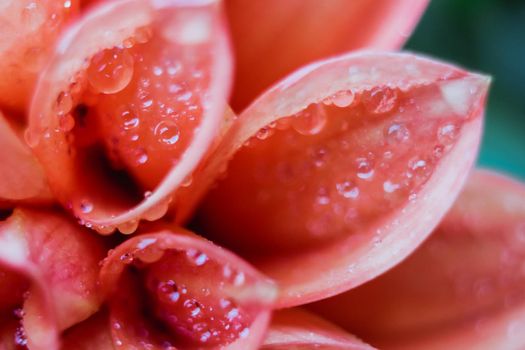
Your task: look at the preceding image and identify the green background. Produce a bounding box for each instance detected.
[406,0,525,179]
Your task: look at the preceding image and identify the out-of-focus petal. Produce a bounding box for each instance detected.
[196,51,490,307]
[0,0,79,113]
[0,114,52,205]
[99,225,276,349]
[262,309,374,350]
[61,311,114,350]
[309,170,525,349]
[0,209,106,350]
[27,0,232,235]
[226,0,429,110]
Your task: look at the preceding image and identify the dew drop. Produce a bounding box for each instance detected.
[362,86,398,114]
[79,200,93,214]
[55,91,73,117]
[356,157,374,180]
[87,48,134,94]
[24,129,39,148]
[154,121,180,145]
[291,104,327,135]
[143,200,169,221]
[433,145,445,159]
[437,123,458,145]
[59,114,75,132]
[134,148,148,165]
[385,123,410,144]
[255,126,272,140]
[181,174,193,187]
[383,180,400,193]
[336,180,359,199]
[120,108,139,130]
[118,220,139,235]
[323,90,355,108]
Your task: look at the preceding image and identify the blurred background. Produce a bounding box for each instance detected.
[406,0,525,179]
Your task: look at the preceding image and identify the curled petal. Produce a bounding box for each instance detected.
[62,311,114,350]
[28,0,232,234]
[227,0,429,110]
[0,0,79,112]
[100,226,276,349]
[263,309,374,350]
[0,209,106,350]
[0,114,52,205]
[309,170,525,349]
[196,51,490,306]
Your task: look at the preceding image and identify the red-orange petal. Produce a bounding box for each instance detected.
[0,209,106,350]
[195,51,489,307]
[0,0,79,113]
[226,0,429,110]
[28,0,232,235]
[100,226,276,349]
[0,114,52,205]
[309,170,525,349]
[262,309,374,350]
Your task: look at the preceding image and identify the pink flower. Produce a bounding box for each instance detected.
[0,1,518,349]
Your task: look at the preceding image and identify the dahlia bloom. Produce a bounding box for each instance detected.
[0,0,521,349]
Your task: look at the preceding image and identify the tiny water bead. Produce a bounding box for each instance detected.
[87,47,134,94]
[362,86,399,114]
[291,103,327,136]
[385,122,410,144]
[154,120,180,145]
[142,250,255,346]
[322,90,355,108]
[55,91,73,116]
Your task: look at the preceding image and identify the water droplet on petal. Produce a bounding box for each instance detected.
[154,121,180,145]
[59,114,75,132]
[292,104,327,135]
[385,123,410,144]
[437,123,458,145]
[336,180,359,199]
[79,200,93,214]
[323,90,355,107]
[356,157,374,180]
[56,91,73,116]
[383,180,400,193]
[87,48,134,94]
[120,108,139,130]
[362,86,398,114]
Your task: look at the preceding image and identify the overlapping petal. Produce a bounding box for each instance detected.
[226,0,429,110]
[99,225,276,349]
[27,0,232,235]
[262,309,374,350]
[309,170,525,349]
[196,51,489,306]
[0,208,106,349]
[0,114,52,205]
[0,0,79,113]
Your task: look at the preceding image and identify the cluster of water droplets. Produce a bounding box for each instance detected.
[229,83,468,245]
[132,248,254,346]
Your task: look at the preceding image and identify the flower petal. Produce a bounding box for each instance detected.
[227,0,429,110]
[28,0,232,234]
[262,309,374,350]
[99,226,276,349]
[0,208,106,350]
[309,170,525,349]
[0,114,52,204]
[196,51,489,307]
[62,311,114,350]
[0,0,79,113]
